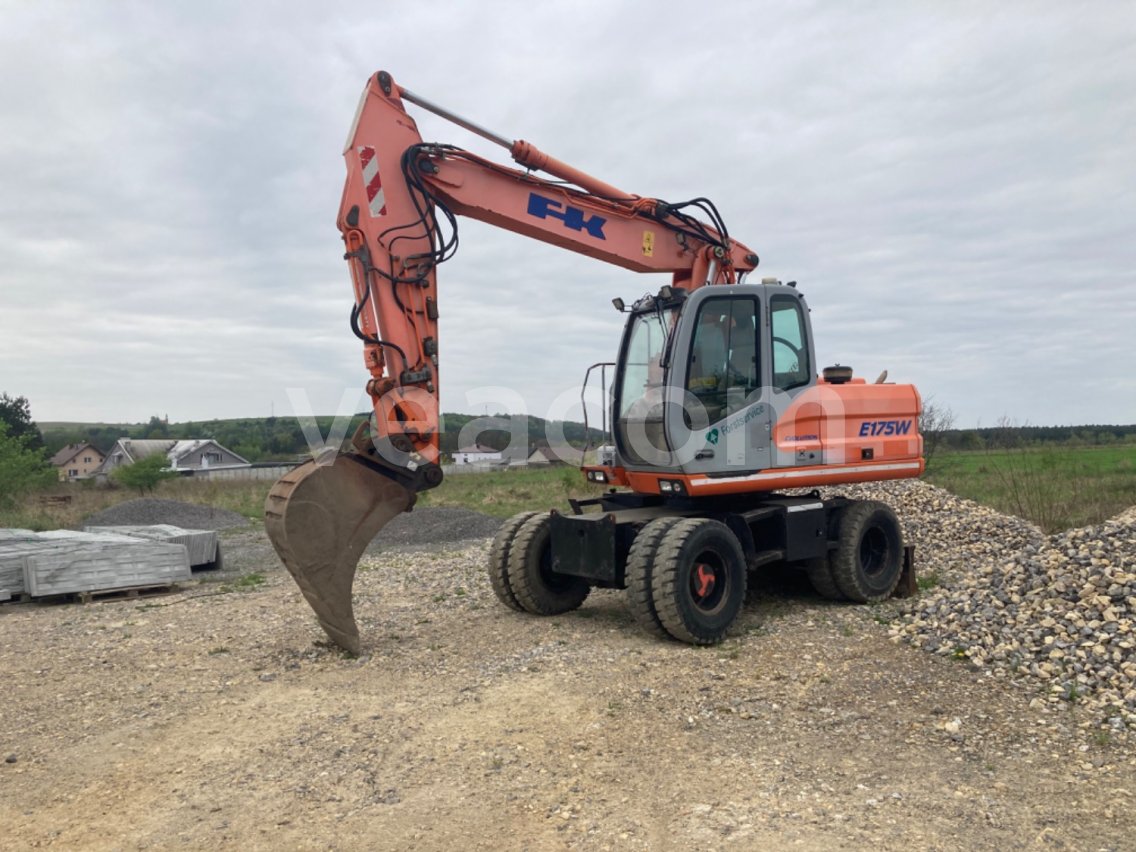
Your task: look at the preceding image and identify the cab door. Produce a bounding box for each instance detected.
[765,288,819,469]
[667,286,771,475]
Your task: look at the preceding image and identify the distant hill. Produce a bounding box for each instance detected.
[38,413,606,463]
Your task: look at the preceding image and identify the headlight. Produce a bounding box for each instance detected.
[659,480,673,492]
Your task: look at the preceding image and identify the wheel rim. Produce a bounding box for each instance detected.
[688,550,728,614]
[859,526,890,578]
[539,544,576,592]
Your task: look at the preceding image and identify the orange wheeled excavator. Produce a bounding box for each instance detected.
[265,70,924,654]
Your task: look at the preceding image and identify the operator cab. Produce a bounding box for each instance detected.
[612,280,816,476]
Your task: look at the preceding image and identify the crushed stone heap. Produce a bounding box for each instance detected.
[83,498,249,531]
[865,481,1136,729]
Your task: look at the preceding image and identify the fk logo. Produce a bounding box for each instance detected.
[527,193,607,239]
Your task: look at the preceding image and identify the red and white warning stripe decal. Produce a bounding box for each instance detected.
[358,146,387,217]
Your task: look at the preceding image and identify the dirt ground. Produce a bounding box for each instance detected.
[2,522,1135,851]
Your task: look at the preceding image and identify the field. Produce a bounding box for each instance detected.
[0,477,271,532]
[416,466,608,517]
[0,466,612,534]
[5,445,1133,535]
[926,444,1136,532]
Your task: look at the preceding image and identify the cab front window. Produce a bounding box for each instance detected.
[616,307,677,463]
[617,309,675,417]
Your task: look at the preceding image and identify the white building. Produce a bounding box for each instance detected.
[453,443,503,465]
[97,438,250,476]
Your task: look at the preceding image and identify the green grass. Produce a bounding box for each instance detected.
[930,444,1135,478]
[0,476,271,531]
[916,571,942,592]
[926,445,1136,532]
[416,466,607,519]
[222,572,266,592]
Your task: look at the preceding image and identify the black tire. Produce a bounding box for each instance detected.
[507,514,590,615]
[650,518,747,645]
[199,543,224,572]
[624,517,685,638]
[487,511,537,611]
[830,501,903,602]
[805,557,845,600]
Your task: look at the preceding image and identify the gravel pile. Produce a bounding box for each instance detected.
[810,479,1047,577]
[853,480,1136,729]
[367,506,502,551]
[83,498,249,531]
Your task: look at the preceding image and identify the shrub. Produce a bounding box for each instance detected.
[0,422,54,508]
[111,454,179,495]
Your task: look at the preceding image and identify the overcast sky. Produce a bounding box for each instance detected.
[2,1,1133,429]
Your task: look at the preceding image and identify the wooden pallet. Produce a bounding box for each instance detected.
[73,583,182,604]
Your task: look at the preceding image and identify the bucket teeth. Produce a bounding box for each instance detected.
[265,451,413,653]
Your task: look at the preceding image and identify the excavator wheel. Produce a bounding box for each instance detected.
[624,517,685,639]
[650,518,747,645]
[805,557,846,601]
[265,450,413,654]
[486,511,538,611]
[804,505,849,601]
[506,514,590,616]
[830,501,904,603]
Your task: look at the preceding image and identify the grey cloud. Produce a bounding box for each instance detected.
[1,2,1132,427]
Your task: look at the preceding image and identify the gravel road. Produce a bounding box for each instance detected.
[2,482,1135,850]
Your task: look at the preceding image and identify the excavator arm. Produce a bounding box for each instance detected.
[265,70,758,653]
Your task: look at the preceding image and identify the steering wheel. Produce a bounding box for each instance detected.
[772,336,803,361]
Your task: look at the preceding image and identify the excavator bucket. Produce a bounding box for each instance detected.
[264,450,413,654]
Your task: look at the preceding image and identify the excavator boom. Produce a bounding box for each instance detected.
[265,70,758,652]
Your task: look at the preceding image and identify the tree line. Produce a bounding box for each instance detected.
[939,424,1136,451]
[36,410,606,463]
[10,387,1135,490]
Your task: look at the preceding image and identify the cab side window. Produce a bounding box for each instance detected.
[771,296,810,391]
